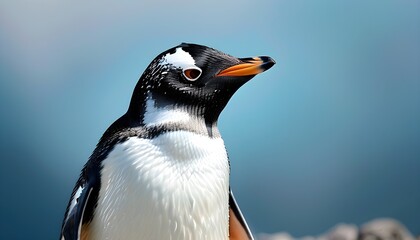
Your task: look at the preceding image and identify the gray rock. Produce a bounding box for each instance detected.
[359,218,415,240]
[319,224,358,240]
[259,232,294,240]
[258,218,415,240]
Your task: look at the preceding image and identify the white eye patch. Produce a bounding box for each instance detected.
[161,47,196,69]
[160,47,202,81]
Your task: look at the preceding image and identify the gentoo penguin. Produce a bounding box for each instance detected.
[60,43,275,240]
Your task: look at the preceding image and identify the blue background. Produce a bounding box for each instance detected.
[0,1,419,239]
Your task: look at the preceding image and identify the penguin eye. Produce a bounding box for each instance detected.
[182,67,202,81]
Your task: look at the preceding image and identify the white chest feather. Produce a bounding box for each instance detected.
[88,131,230,240]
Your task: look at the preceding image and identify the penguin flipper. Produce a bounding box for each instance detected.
[229,190,254,240]
[60,178,95,240]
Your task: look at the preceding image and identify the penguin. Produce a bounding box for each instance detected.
[60,43,275,240]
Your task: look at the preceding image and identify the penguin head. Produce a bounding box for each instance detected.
[128,43,275,124]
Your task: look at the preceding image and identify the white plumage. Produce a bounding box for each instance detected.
[86,130,230,240]
[143,98,192,128]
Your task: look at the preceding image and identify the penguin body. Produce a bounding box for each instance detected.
[61,43,275,240]
[89,131,229,239]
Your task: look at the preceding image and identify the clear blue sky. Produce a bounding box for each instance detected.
[0,1,419,239]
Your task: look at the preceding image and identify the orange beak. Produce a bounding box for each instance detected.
[216,56,275,77]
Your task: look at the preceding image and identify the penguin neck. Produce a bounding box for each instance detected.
[130,92,220,138]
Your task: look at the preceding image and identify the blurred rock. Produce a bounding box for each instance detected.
[319,224,358,240]
[258,218,415,240]
[359,218,415,240]
[259,232,294,240]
